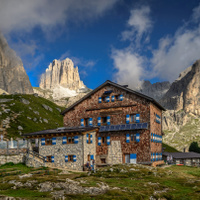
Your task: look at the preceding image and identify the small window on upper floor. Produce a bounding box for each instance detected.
[46,156,52,162]
[130,114,136,123]
[102,117,107,125]
[84,118,89,126]
[102,97,106,102]
[102,136,105,144]
[130,134,134,142]
[115,95,120,101]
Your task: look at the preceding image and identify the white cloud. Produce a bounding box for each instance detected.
[121,5,152,45]
[112,3,200,87]
[59,51,96,68]
[0,0,119,35]
[151,23,200,82]
[111,47,146,88]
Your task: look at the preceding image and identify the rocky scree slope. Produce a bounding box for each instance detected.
[160,60,200,151]
[0,33,33,94]
[0,94,63,139]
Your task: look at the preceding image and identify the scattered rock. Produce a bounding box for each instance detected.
[0,99,13,103]
[43,119,48,123]
[4,109,10,113]
[20,98,30,105]
[33,118,37,122]
[18,126,23,130]
[27,117,31,120]
[56,108,61,112]
[33,111,39,115]
[33,93,38,97]
[29,107,32,110]
[42,104,53,112]
[19,173,32,179]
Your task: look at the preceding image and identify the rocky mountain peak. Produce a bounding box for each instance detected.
[138,80,171,101]
[40,58,85,91]
[159,60,200,115]
[0,33,33,94]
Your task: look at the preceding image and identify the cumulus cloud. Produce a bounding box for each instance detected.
[151,25,200,81]
[121,5,152,45]
[111,47,146,88]
[0,0,119,34]
[112,3,200,87]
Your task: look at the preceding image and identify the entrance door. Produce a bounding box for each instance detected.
[124,154,130,163]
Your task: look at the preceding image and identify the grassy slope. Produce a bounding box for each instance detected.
[163,143,179,152]
[0,163,199,200]
[163,117,200,151]
[0,94,64,138]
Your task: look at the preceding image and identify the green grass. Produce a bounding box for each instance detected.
[0,189,51,200]
[0,94,64,138]
[0,162,32,174]
[0,164,199,199]
[163,143,179,152]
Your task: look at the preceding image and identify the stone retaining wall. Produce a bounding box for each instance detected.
[0,153,26,165]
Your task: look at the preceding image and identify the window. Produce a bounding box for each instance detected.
[88,154,90,161]
[45,138,52,145]
[115,95,120,101]
[130,114,136,123]
[130,134,134,142]
[88,134,91,144]
[68,155,73,162]
[46,156,52,162]
[101,158,106,163]
[102,136,106,144]
[84,118,89,126]
[102,97,106,102]
[102,117,107,125]
[68,136,74,144]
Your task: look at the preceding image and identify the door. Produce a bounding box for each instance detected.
[125,154,130,163]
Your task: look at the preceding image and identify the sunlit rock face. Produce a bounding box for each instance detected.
[160,60,200,115]
[0,33,33,94]
[40,58,85,91]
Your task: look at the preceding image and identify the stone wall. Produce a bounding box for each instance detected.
[39,135,84,171]
[83,131,96,165]
[0,153,26,165]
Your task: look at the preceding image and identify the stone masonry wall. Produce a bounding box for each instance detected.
[0,153,26,165]
[150,103,162,154]
[39,135,84,171]
[83,131,96,165]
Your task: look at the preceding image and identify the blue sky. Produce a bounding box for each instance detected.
[1,0,200,89]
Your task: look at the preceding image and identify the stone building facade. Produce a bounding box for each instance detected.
[25,80,165,170]
[61,80,165,166]
[25,127,97,171]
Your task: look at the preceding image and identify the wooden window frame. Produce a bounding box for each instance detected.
[84,118,89,126]
[115,95,120,101]
[88,134,91,144]
[101,117,107,125]
[130,114,136,123]
[45,138,52,145]
[67,136,75,144]
[68,155,74,162]
[101,136,106,145]
[46,155,52,162]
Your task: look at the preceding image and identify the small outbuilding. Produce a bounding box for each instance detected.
[162,152,200,166]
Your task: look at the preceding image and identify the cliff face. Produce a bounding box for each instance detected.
[159,60,200,151]
[0,33,33,94]
[40,58,85,91]
[138,80,171,101]
[160,60,200,115]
